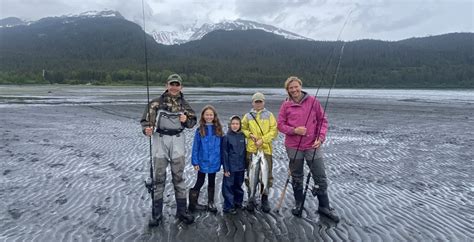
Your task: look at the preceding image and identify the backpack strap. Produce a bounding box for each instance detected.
[249,112,264,136]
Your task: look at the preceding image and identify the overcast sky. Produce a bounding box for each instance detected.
[1,0,473,40]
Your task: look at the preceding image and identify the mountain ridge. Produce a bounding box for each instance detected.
[1,12,311,45]
[0,13,472,88]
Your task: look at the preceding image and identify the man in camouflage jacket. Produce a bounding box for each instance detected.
[141,74,197,225]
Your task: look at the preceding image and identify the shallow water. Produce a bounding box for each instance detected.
[0,85,472,107]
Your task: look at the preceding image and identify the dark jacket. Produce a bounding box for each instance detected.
[140,90,197,133]
[221,129,246,173]
[191,124,222,173]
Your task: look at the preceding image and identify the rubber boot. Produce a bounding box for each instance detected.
[188,190,207,212]
[176,198,194,224]
[317,194,340,223]
[207,187,218,213]
[261,194,270,213]
[291,189,304,217]
[148,198,163,227]
[246,198,255,212]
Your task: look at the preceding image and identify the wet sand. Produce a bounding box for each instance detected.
[1,87,473,241]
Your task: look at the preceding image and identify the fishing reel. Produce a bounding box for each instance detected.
[144,177,154,194]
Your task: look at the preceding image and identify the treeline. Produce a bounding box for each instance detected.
[0,69,214,86]
[0,15,472,88]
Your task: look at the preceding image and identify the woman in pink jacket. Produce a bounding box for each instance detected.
[277,76,339,222]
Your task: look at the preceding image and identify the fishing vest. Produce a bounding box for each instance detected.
[155,95,185,136]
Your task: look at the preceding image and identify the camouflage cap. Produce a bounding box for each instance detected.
[167,74,182,85]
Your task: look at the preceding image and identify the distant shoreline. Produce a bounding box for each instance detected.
[1,83,473,90]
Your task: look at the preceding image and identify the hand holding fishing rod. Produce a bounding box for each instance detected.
[311,139,322,149]
[139,0,197,227]
[144,126,154,136]
[294,126,307,136]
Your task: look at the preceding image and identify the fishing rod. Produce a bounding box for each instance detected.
[275,9,353,214]
[274,39,336,213]
[140,0,155,220]
[274,43,337,213]
[296,10,353,217]
[298,41,346,216]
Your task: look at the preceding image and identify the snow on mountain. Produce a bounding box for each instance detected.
[151,28,196,45]
[2,11,311,45]
[0,17,27,28]
[190,19,311,41]
[0,10,124,28]
[151,19,313,45]
[61,10,124,19]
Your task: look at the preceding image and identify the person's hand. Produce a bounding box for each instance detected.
[194,165,200,171]
[312,139,322,149]
[255,139,263,148]
[145,127,153,136]
[224,171,230,177]
[294,126,307,136]
[249,133,257,142]
[179,113,187,123]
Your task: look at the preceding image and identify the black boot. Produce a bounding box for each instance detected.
[246,199,255,212]
[188,190,207,212]
[207,187,218,213]
[261,194,270,213]
[148,198,163,227]
[176,198,194,224]
[317,194,340,223]
[291,189,304,217]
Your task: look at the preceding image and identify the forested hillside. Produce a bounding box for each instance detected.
[1,15,472,87]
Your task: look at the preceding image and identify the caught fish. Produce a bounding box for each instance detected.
[248,150,268,201]
[248,151,261,202]
[260,150,269,195]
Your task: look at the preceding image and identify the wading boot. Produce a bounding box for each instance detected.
[207,187,218,213]
[148,198,163,227]
[246,199,255,212]
[176,198,194,224]
[261,194,271,213]
[317,194,340,223]
[188,190,207,212]
[291,188,304,217]
[318,206,340,223]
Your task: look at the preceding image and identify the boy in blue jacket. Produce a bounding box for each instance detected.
[221,115,247,214]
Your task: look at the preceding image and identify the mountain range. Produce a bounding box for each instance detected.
[151,19,311,45]
[0,11,472,88]
[1,11,310,45]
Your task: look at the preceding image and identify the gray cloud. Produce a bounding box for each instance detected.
[235,0,314,19]
[0,0,472,40]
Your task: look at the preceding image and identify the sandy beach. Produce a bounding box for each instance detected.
[1,86,472,241]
